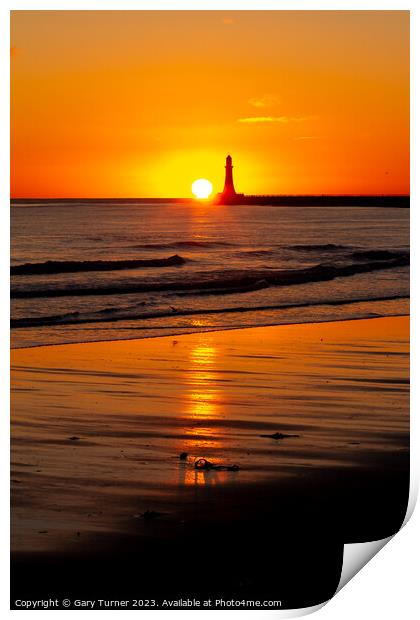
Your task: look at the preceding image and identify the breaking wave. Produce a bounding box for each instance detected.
[11,294,409,329]
[11,251,409,299]
[11,254,186,276]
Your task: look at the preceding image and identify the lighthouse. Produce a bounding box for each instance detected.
[223,155,236,198]
[215,155,244,204]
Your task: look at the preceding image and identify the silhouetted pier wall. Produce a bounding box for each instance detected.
[239,195,409,207]
[11,196,409,208]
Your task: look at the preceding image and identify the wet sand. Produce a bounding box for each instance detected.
[11,316,409,608]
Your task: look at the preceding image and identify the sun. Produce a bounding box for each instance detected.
[192,178,213,199]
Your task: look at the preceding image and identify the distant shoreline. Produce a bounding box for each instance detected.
[11,195,410,207]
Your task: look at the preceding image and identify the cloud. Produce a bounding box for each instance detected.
[238,116,288,123]
[248,94,279,108]
[238,116,309,124]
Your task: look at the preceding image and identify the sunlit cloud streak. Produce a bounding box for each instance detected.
[238,116,310,124]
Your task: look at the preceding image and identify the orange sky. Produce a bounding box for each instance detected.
[11,10,409,198]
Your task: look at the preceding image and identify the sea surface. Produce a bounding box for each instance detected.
[11,202,409,348]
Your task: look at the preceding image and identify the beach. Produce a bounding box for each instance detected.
[11,316,409,608]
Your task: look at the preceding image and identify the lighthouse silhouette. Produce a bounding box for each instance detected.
[223,155,236,198]
[215,155,244,204]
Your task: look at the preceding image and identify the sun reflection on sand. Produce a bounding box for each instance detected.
[189,342,216,365]
[178,463,229,487]
[184,341,221,418]
[178,339,228,486]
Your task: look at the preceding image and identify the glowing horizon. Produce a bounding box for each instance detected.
[11,11,409,198]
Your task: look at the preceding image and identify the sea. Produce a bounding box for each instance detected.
[11,202,409,348]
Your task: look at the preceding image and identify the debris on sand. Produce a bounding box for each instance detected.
[194,457,240,472]
[260,432,300,440]
[194,458,214,470]
[138,510,166,520]
[179,452,188,460]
